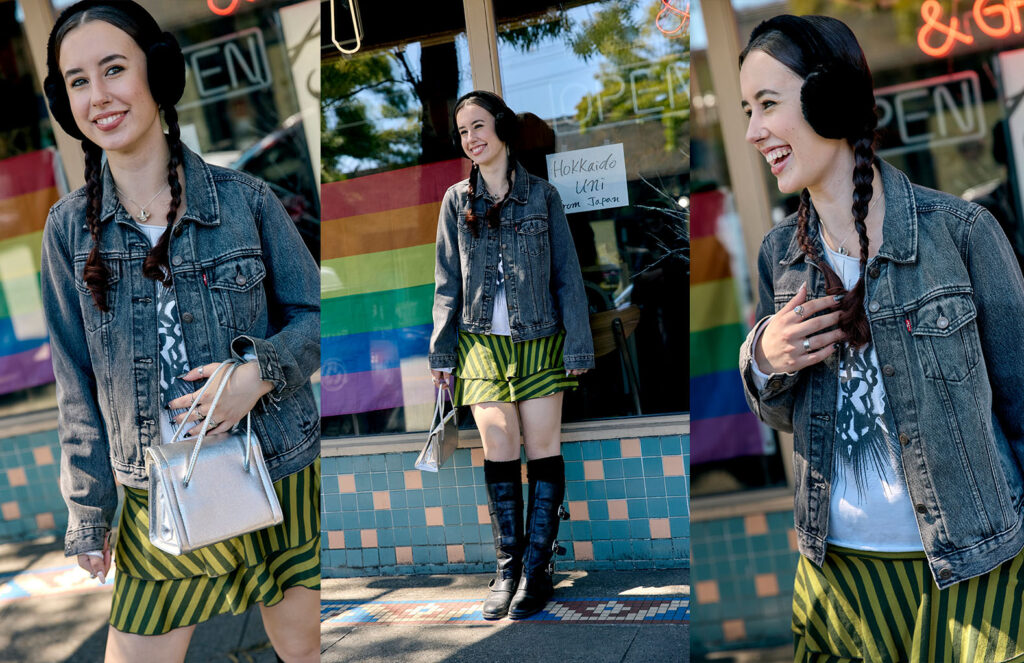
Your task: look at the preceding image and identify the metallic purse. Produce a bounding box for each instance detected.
[415,382,459,472]
[145,359,283,555]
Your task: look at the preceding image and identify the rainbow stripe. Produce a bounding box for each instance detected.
[0,150,59,396]
[320,160,469,417]
[689,190,764,464]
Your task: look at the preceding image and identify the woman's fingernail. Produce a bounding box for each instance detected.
[97,572,105,584]
[833,294,844,302]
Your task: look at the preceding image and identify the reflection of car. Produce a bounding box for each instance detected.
[231,114,320,263]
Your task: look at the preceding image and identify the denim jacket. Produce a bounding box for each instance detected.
[429,162,595,370]
[739,160,1024,589]
[40,146,320,557]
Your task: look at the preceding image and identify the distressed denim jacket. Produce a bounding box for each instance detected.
[739,160,1024,589]
[41,146,320,557]
[429,162,595,370]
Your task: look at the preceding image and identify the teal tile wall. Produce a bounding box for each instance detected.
[321,435,690,577]
[0,429,65,542]
[691,509,797,654]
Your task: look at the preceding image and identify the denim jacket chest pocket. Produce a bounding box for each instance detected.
[72,256,121,332]
[514,213,549,257]
[204,252,266,333]
[905,290,981,382]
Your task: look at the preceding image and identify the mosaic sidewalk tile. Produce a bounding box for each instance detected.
[0,563,115,603]
[321,597,689,624]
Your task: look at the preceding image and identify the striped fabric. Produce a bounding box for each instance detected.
[689,190,765,464]
[793,545,1024,663]
[109,459,320,635]
[454,331,577,406]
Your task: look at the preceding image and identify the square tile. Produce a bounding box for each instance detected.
[641,437,662,456]
[446,544,465,563]
[608,499,628,520]
[32,447,55,466]
[371,473,389,491]
[723,619,746,641]
[425,506,444,526]
[574,540,594,561]
[344,530,362,548]
[568,500,589,521]
[745,513,769,536]
[650,518,671,539]
[404,470,423,490]
[361,529,378,548]
[471,448,485,466]
[662,455,685,477]
[35,512,55,530]
[372,491,391,510]
[7,468,27,488]
[477,504,489,524]
[583,461,604,480]
[338,475,355,493]
[696,580,720,604]
[620,438,641,457]
[327,531,345,549]
[601,440,621,459]
[1,502,19,520]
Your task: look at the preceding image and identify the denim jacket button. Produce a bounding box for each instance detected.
[936,316,949,329]
[172,255,183,267]
[181,312,194,323]
[939,569,952,580]
[868,301,880,313]
[899,433,910,445]
[173,224,184,237]
[868,265,880,278]
[915,503,927,514]
[235,275,247,286]
[883,365,895,376]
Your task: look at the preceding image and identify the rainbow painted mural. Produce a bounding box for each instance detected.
[0,149,59,396]
[320,159,470,417]
[690,189,763,463]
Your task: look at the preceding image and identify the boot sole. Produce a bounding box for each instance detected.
[482,608,508,620]
[507,603,547,620]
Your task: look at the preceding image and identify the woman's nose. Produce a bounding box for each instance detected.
[91,81,111,107]
[745,114,767,144]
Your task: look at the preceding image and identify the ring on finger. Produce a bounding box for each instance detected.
[802,338,812,353]
[196,406,205,420]
[197,365,204,378]
[794,305,805,318]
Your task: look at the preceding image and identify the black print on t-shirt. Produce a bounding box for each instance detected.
[833,344,901,498]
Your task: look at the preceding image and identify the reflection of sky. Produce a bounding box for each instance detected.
[498,1,682,121]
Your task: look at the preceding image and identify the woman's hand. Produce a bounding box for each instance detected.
[77,532,110,584]
[755,283,846,374]
[167,362,274,437]
[567,368,588,377]
[431,369,451,387]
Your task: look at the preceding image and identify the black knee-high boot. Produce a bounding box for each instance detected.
[508,455,569,620]
[482,459,524,619]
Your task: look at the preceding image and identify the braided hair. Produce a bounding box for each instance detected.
[45,0,186,311]
[741,15,878,347]
[452,91,519,239]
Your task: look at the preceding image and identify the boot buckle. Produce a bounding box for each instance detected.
[552,541,566,556]
[558,504,570,520]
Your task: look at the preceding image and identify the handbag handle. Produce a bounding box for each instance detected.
[169,358,254,487]
[429,382,455,436]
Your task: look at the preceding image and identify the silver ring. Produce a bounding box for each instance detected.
[802,338,812,353]
[794,305,805,317]
[197,365,204,377]
[195,407,205,421]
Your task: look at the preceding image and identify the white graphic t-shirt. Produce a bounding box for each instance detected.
[821,242,922,551]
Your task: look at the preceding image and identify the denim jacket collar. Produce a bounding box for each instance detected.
[470,161,531,204]
[779,159,920,267]
[99,143,222,228]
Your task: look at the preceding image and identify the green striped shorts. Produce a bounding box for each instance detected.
[793,545,1024,662]
[454,331,578,406]
[109,458,320,635]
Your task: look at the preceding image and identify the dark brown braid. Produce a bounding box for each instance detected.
[142,104,184,286]
[82,139,111,311]
[465,157,517,238]
[794,132,877,348]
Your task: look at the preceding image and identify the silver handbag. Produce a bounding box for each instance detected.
[145,359,283,555]
[415,382,459,472]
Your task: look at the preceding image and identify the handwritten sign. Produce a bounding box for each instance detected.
[917,0,1024,58]
[546,144,628,213]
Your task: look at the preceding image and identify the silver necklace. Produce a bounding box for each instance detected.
[820,194,881,256]
[116,183,168,223]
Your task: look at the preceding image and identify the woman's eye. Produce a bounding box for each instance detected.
[70,77,87,88]
[106,65,124,76]
[762,100,776,111]
[743,108,752,119]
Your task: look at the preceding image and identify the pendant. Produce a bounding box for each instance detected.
[839,246,848,256]
[138,208,150,222]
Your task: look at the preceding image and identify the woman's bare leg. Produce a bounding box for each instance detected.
[105,624,195,663]
[519,392,564,459]
[258,586,320,662]
[471,402,522,460]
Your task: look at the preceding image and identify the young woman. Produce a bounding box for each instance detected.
[737,15,1024,663]
[40,2,320,660]
[429,90,595,620]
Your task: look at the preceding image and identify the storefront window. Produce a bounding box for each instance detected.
[495,0,690,421]
[319,2,471,437]
[0,3,61,417]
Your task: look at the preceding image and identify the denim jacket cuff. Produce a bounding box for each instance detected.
[563,353,595,370]
[231,334,285,406]
[65,525,108,557]
[429,353,457,370]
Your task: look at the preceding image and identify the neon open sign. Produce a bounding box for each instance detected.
[917,0,1024,57]
[208,0,256,16]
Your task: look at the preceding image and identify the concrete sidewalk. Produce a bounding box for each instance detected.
[0,537,278,663]
[321,568,690,663]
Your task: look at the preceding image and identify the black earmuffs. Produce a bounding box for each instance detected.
[748,15,875,141]
[450,90,519,152]
[44,0,185,141]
